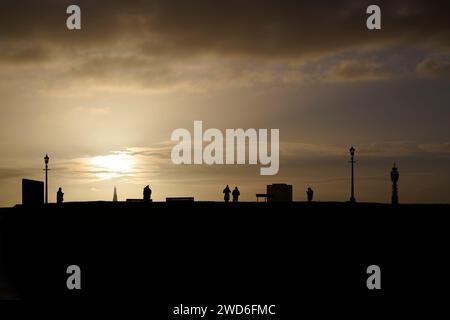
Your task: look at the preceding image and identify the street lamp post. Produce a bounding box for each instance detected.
[349,146,356,203]
[391,163,399,205]
[44,154,50,204]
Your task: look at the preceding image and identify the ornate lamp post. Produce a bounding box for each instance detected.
[44,154,50,204]
[349,146,356,203]
[391,163,399,205]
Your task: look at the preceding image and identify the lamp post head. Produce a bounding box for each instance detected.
[349,146,355,157]
[44,154,49,165]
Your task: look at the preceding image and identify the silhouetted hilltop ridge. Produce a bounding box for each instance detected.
[6,200,450,210]
[0,200,449,300]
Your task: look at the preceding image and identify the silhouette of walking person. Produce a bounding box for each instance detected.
[306,187,314,202]
[57,187,64,204]
[232,186,240,202]
[143,185,152,203]
[223,185,231,202]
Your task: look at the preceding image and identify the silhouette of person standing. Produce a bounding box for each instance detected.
[232,187,240,202]
[223,185,231,202]
[306,187,314,202]
[143,185,152,203]
[57,187,64,204]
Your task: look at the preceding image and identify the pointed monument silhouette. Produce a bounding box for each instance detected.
[113,186,118,202]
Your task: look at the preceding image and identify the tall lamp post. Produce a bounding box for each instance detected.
[44,154,50,204]
[349,146,356,203]
[391,163,399,205]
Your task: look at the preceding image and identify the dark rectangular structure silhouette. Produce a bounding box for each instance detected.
[267,183,293,202]
[166,197,194,202]
[22,179,44,206]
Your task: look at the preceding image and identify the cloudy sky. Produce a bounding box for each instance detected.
[1,0,450,206]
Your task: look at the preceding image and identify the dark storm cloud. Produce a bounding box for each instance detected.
[1,0,450,60]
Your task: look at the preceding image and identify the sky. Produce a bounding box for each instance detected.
[1,0,450,206]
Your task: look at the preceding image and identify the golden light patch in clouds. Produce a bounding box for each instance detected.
[416,57,450,78]
[322,60,393,83]
[90,153,135,180]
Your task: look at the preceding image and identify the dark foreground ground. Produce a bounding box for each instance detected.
[0,201,449,315]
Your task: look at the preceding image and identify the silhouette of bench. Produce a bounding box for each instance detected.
[126,199,152,203]
[166,197,194,202]
[256,194,274,202]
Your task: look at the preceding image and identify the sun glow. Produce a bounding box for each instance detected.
[91,153,134,179]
